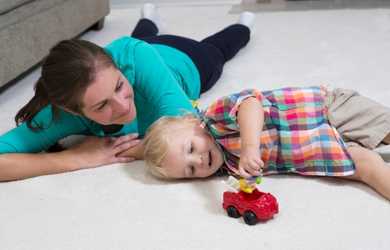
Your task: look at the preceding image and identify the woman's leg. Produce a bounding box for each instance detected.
[139,13,254,94]
[198,24,251,93]
[201,24,250,63]
[131,3,159,39]
[131,19,158,38]
[343,145,390,200]
[140,34,222,93]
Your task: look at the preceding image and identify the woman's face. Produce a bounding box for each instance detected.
[81,66,136,125]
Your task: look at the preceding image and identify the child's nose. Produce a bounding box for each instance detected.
[197,153,209,169]
[191,154,204,168]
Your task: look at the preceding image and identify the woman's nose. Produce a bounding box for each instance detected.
[112,95,129,112]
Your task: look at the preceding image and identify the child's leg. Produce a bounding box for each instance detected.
[327,88,390,149]
[383,133,390,144]
[344,145,390,200]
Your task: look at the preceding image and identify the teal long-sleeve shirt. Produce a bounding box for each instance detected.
[0,36,200,153]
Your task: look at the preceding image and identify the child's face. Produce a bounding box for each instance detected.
[161,122,224,179]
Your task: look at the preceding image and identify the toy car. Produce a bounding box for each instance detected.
[222,188,279,225]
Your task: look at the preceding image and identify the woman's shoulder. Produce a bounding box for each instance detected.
[31,105,93,131]
[104,36,156,80]
[104,36,152,54]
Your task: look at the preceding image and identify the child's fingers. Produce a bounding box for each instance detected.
[253,170,263,176]
[247,167,262,176]
[252,158,264,168]
[243,160,263,176]
[248,163,262,175]
[248,159,262,171]
[257,159,265,168]
[241,165,258,177]
[238,167,252,178]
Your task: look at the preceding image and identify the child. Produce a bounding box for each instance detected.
[142,86,390,200]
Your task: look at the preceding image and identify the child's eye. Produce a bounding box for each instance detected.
[189,144,193,153]
[115,81,124,92]
[190,165,195,175]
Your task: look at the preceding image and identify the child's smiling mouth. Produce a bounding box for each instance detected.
[209,150,213,167]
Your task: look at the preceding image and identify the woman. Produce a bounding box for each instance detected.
[0,4,255,181]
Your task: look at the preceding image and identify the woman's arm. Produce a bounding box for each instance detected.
[0,135,139,181]
[237,97,264,177]
[0,151,79,181]
[132,42,195,135]
[118,139,144,160]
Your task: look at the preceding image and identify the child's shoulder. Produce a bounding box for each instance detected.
[263,86,325,102]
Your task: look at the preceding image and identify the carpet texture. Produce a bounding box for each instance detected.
[0,3,389,250]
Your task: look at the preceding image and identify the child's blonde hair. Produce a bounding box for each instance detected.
[143,114,200,179]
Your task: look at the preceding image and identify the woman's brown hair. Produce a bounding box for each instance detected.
[15,39,115,130]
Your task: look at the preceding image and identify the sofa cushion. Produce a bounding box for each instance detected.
[0,0,110,87]
[0,0,34,15]
[0,0,67,31]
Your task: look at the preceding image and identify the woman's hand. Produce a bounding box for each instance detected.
[68,134,140,170]
[238,145,263,178]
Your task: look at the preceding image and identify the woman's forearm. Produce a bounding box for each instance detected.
[237,97,264,149]
[0,135,142,181]
[0,151,78,181]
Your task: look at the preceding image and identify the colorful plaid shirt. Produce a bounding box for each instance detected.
[200,87,355,177]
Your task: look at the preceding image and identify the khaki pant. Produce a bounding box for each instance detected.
[325,88,390,149]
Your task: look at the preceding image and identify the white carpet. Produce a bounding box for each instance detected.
[1,3,390,250]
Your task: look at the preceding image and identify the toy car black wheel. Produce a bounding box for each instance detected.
[226,206,241,218]
[243,211,258,225]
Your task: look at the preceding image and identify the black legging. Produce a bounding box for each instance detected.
[131,19,250,93]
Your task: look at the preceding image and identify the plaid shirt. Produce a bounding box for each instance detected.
[200,87,355,177]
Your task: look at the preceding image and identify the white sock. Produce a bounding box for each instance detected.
[141,3,161,29]
[238,11,255,29]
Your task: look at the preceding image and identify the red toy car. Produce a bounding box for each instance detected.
[222,188,279,225]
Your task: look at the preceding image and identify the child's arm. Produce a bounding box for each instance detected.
[237,97,264,178]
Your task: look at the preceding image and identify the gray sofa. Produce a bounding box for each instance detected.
[0,0,110,89]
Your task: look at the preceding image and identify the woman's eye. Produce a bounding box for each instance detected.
[115,81,124,91]
[96,102,107,111]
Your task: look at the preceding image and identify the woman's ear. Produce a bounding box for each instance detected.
[60,106,81,116]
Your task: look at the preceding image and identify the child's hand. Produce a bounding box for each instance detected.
[238,146,264,178]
